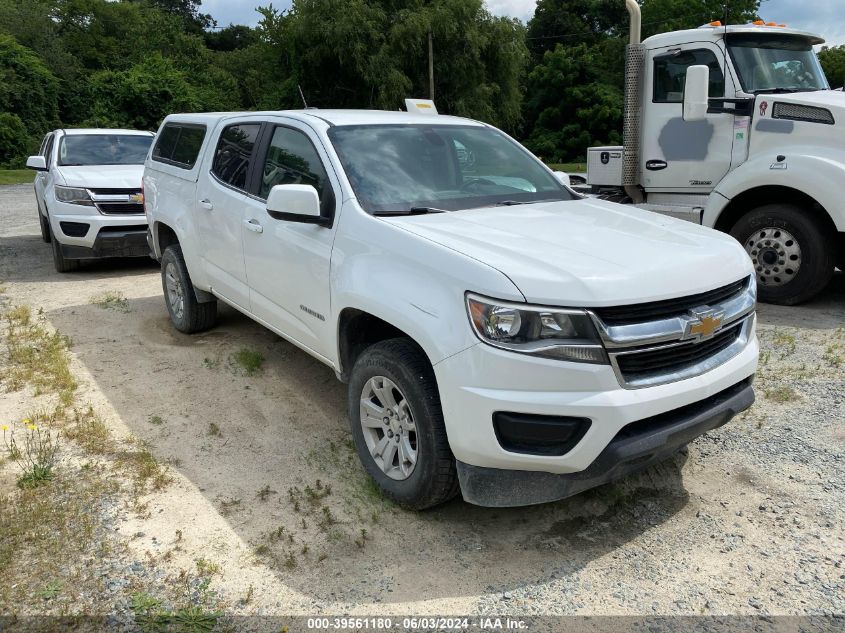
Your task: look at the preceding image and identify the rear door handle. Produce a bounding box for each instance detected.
[244,219,263,234]
[199,199,214,210]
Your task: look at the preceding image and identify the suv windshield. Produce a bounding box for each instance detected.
[58,134,154,166]
[327,124,573,214]
[727,34,829,93]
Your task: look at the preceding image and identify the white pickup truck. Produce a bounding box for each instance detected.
[144,107,758,509]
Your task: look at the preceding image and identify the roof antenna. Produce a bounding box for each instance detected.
[298,84,309,109]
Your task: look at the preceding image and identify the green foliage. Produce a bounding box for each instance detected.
[819,46,845,88]
[0,113,30,168]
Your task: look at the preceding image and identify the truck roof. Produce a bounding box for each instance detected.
[57,128,155,136]
[162,110,485,128]
[643,23,824,49]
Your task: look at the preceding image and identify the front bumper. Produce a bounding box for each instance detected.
[59,228,149,260]
[49,200,148,259]
[457,377,754,507]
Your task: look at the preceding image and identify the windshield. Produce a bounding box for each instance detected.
[327,124,574,214]
[58,134,154,166]
[727,34,829,93]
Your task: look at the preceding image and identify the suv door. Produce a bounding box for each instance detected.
[195,122,262,310]
[641,44,736,206]
[242,120,339,361]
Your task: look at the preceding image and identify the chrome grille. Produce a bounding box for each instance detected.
[88,188,144,215]
[590,277,756,389]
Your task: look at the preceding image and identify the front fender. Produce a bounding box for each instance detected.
[704,148,845,230]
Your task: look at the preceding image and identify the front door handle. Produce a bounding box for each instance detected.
[199,199,214,210]
[646,160,668,171]
[244,219,263,234]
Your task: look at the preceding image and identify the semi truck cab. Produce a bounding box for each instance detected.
[589,2,845,305]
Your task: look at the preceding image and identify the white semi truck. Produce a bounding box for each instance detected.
[587,0,844,304]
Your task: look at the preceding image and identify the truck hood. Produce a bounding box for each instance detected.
[55,164,144,189]
[384,198,751,307]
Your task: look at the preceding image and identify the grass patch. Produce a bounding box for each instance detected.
[119,442,173,492]
[207,422,221,437]
[2,305,76,403]
[764,385,800,403]
[90,291,130,313]
[64,406,114,454]
[547,162,587,174]
[231,348,264,375]
[0,169,33,186]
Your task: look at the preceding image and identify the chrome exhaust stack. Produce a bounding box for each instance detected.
[623,0,645,203]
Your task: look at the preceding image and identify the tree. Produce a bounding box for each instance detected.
[0,34,59,142]
[819,46,845,88]
[0,113,31,168]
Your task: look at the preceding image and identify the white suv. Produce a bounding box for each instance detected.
[27,128,155,272]
[144,109,758,509]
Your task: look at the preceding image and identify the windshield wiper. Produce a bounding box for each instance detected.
[752,88,819,94]
[495,200,527,206]
[373,206,447,216]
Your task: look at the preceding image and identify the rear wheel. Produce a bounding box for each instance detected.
[160,244,217,333]
[50,226,80,273]
[348,338,458,510]
[730,203,835,305]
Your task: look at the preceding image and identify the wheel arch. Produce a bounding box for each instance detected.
[712,185,837,235]
[154,221,180,258]
[336,308,432,383]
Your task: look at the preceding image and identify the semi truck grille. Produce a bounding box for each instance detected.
[614,323,743,381]
[593,278,746,326]
[592,277,756,389]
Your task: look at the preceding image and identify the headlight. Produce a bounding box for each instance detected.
[54,186,93,206]
[466,294,608,364]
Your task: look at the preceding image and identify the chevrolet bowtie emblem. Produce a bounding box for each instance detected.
[684,308,724,341]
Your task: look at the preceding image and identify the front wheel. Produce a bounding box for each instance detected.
[348,338,458,510]
[160,244,217,333]
[730,203,835,305]
[38,207,51,243]
[50,228,80,273]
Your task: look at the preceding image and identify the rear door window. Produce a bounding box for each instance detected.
[211,124,261,191]
[152,124,206,169]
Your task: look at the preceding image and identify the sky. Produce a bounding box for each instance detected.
[202,0,845,47]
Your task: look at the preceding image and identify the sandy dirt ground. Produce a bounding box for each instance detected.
[0,183,843,620]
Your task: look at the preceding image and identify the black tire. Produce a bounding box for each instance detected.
[50,226,80,273]
[730,203,835,305]
[160,244,217,333]
[348,338,459,510]
[38,206,51,243]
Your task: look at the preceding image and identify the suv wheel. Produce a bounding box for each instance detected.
[50,228,80,273]
[348,338,458,510]
[731,203,835,305]
[161,244,217,333]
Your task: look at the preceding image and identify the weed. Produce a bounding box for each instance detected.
[283,551,297,569]
[195,558,220,577]
[771,330,797,358]
[823,343,844,368]
[764,385,800,403]
[317,553,328,563]
[207,422,222,437]
[175,530,183,543]
[119,444,172,492]
[254,544,271,556]
[355,528,368,549]
[90,291,130,313]
[34,580,62,600]
[219,498,242,517]
[3,419,60,489]
[241,584,254,605]
[301,543,309,555]
[231,348,264,375]
[317,507,337,531]
[256,484,276,501]
[149,415,164,426]
[65,406,113,454]
[203,357,220,370]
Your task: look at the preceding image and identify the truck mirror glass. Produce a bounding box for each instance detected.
[554,171,571,186]
[683,65,710,122]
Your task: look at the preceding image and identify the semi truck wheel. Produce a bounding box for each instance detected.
[348,338,459,510]
[160,244,218,333]
[731,203,835,305]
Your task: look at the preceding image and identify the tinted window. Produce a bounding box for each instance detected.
[653,49,725,102]
[152,124,206,169]
[259,127,329,201]
[43,134,55,165]
[58,134,154,166]
[212,124,261,190]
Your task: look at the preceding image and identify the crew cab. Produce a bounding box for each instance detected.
[26,128,155,272]
[144,107,758,509]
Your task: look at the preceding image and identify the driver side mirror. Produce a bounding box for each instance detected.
[266,184,329,227]
[26,155,47,171]
[683,65,710,122]
[554,171,571,186]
